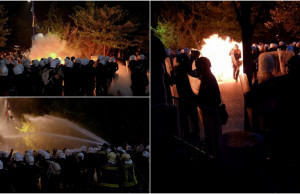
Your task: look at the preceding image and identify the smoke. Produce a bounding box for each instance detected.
[108,62,133,96]
[27,33,80,61]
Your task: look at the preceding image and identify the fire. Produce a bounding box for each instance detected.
[200,34,243,82]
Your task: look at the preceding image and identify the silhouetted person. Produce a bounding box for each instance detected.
[195,57,222,156]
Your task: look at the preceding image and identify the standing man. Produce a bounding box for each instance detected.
[230,44,242,82]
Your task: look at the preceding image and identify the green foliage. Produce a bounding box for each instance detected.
[0,4,11,47]
[70,2,140,55]
[152,20,180,50]
[152,2,242,50]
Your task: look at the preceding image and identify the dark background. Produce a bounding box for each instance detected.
[1,1,149,50]
[7,98,149,147]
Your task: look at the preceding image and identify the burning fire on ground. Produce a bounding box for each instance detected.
[199,34,243,82]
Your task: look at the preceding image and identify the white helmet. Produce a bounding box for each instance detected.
[14,152,23,162]
[88,147,95,153]
[139,54,145,60]
[27,149,34,156]
[50,59,59,68]
[13,65,23,75]
[32,60,39,67]
[110,57,116,63]
[81,58,89,66]
[59,153,66,159]
[75,58,82,64]
[77,152,84,160]
[106,148,112,154]
[142,151,149,158]
[117,146,123,152]
[0,64,8,76]
[43,151,50,160]
[81,146,87,152]
[129,55,136,61]
[26,155,34,165]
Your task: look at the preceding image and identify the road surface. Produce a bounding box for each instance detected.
[218,80,244,134]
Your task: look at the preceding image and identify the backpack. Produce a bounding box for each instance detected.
[47,161,61,178]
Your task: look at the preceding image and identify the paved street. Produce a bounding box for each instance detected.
[219,80,244,134]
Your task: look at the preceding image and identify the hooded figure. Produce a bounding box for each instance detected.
[196,57,222,157]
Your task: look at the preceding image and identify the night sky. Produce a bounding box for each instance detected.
[1,1,149,49]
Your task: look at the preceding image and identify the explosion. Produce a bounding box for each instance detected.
[27,34,79,63]
[200,34,243,82]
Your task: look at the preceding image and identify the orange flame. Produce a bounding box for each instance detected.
[200,34,243,82]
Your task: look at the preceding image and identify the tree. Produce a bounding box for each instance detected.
[70,2,140,56]
[0,4,11,47]
[152,2,242,50]
[265,1,300,39]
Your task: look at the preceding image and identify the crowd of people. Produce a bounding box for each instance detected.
[0,51,149,96]
[152,32,300,157]
[0,143,149,193]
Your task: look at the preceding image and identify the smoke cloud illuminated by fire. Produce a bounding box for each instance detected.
[27,34,80,63]
[200,34,243,82]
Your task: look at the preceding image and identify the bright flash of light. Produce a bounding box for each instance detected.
[200,34,243,82]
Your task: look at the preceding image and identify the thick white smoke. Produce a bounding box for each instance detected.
[27,33,80,61]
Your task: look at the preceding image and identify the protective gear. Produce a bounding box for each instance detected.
[81,58,89,66]
[88,147,94,153]
[13,65,23,75]
[59,153,66,159]
[50,59,59,68]
[123,162,138,187]
[12,60,18,67]
[110,57,116,63]
[98,55,103,60]
[107,152,116,161]
[32,60,39,67]
[117,146,123,152]
[287,45,294,51]
[122,153,131,161]
[81,146,87,152]
[56,150,62,156]
[14,152,23,162]
[105,56,110,62]
[146,145,150,151]
[126,145,132,151]
[77,152,84,160]
[27,150,34,156]
[42,58,48,65]
[99,164,120,189]
[0,160,3,170]
[184,48,190,56]
[139,54,145,60]
[129,55,136,61]
[75,58,82,64]
[106,148,112,154]
[48,57,53,62]
[0,64,8,76]
[65,149,71,156]
[43,151,50,160]
[142,151,149,158]
[26,155,34,165]
[166,49,173,57]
